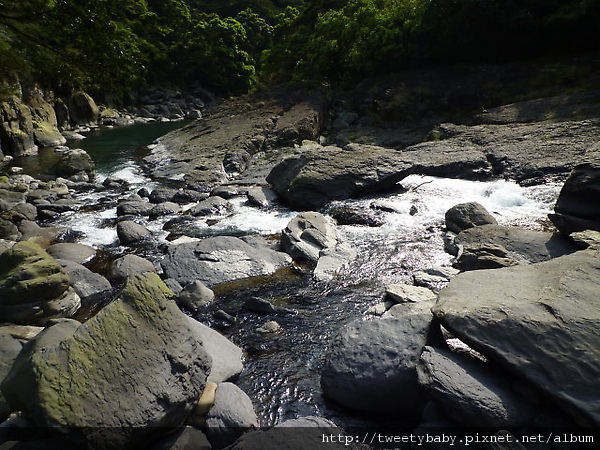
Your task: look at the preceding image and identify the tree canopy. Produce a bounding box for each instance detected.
[0,0,598,96]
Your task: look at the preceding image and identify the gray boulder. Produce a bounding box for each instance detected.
[117,220,152,245]
[1,273,211,449]
[267,142,413,210]
[107,254,156,281]
[385,284,437,304]
[549,162,600,235]
[320,315,433,415]
[444,202,497,233]
[0,240,79,325]
[58,259,112,303]
[189,196,232,217]
[46,242,96,264]
[149,201,181,220]
[281,212,355,280]
[117,200,153,217]
[246,187,275,209]
[54,148,95,180]
[161,236,292,287]
[433,248,600,426]
[68,92,99,127]
[0,218,20,241]
[186,317,243,384]
[455,243,518,271]
[455,224,576,268]
[417,346,535,427]
[205,382,259,449]
[178,280,215,312]
[413,266,459,291]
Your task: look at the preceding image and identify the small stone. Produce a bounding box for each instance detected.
[256,321,281,333]
[385,284,437,304]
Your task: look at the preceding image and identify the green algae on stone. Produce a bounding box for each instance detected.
[1,272,211,448]
[0,241,73,323]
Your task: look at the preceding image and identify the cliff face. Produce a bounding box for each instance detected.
[0,88,99,158]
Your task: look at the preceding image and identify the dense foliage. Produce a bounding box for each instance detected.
[0,0,305,95]
[1,0,598,96]
[267,0,600,84]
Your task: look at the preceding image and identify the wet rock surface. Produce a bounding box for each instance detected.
[433,248,600,426]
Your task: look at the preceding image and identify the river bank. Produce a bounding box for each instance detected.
[0,58,599,449]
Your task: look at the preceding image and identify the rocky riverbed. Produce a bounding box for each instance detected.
[0,65,599,449]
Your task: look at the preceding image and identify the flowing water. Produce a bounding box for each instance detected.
[52,123,562,428]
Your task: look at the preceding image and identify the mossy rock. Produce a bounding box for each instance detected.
[1,272,211,448]
[0,240,73,324]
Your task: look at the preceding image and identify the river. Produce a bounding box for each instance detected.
[54,122,561,428]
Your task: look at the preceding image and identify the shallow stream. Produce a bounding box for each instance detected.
[55,123,562,428]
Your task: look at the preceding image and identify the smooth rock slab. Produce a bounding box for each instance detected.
[417,346,535,427]
[320,315,432,415]
[455,224,576,265]
[1,273,211,449]
[433,248,600,426]
[161,236,292,287]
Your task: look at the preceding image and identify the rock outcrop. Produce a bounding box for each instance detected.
[1,273,212,449]
[433,248,600,426]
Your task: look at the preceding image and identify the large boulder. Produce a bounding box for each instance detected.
[68,92,99,127]
[1,273,211,449]
[107,254,156,281]
[46,242,96,264]
[161,236,292,287]
[549,162,600,235]
[28,92,66,147]
[266,142,414,210]
[444,202,497,233]
[0,240,79,324]
[433,248,600,426]
[417,346,535,427]
[454,224,576,268]
[320,315,433,416]
[117,220,152,245]
[53,148,95,180]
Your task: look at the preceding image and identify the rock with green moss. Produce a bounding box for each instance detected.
[0,240,79,324]
[1,272,212,449]
[29,93,66,148]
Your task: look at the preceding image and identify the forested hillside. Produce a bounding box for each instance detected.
[1,0,598,97]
